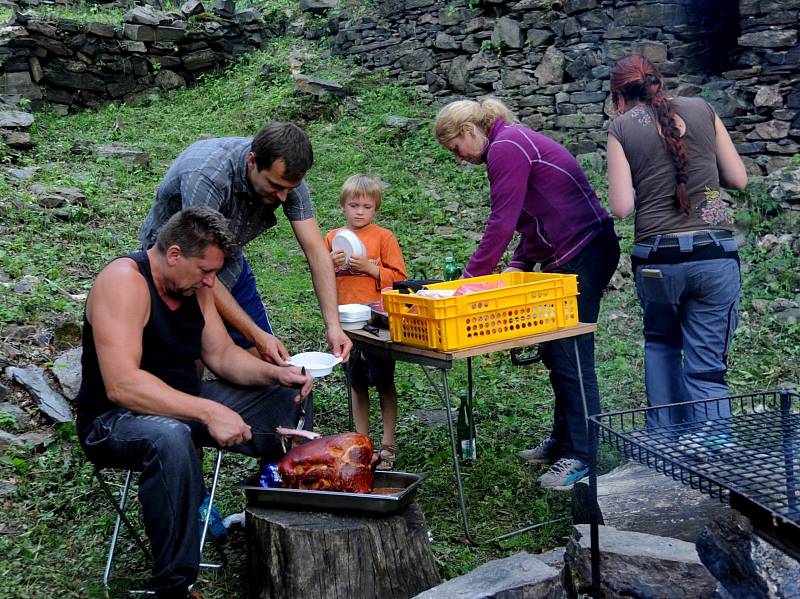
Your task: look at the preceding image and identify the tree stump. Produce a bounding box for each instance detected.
[246,502,440,599]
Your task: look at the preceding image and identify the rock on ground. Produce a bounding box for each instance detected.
[414,551,566,599]
[696,509,800,599]
[566,524,717,598]
[572,461,725,542]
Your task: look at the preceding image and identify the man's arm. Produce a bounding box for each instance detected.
[291,218,352,362]
[464,143,530,277]
[88,260,252,447]
[199,286,312,399]
[212,282,289,364]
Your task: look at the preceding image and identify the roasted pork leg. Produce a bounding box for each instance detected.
[278,432,380,493]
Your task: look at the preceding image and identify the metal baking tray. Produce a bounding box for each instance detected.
[236,471,427,515]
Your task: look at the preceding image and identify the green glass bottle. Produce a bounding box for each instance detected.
[443,256,461,281]
[456,391,477,460]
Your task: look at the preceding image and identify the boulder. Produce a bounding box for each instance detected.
[0,71,42,100]
[0,401,30,427]
[291,73,346,97]
[696,510,800,598]
[299,0,338,11]
[0,130,33,150]
[96,142,149,166]
[747,120,790,140]
[180,0,204,17]
[182,49,218,71]
[413,552,565,598]
[767,166,800,204]
[572,462,725,542]
[51,347,82,401]
[211,0,234,17]
[754,85,784,109]
[9,367,73,423]
[738,30,798,48]
[492,16,523,49]
[31,185,86,209]
[566,524,717,598]
[398,49,435,72]
[535,45,565,85]
[124,6,166,26]
[383,115,422,131]
[155,69,186,90]
[0,110,34,128]
[448,55,469,92]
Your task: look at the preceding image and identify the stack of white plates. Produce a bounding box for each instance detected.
[332,229,366,259]
[339,303,371,331]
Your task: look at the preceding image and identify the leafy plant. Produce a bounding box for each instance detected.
[0,412,19,432]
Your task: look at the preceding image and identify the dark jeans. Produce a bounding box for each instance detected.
[80,381,312,598]
[635,258,740,428]
[539,222,619,463]
[226,256,273,349]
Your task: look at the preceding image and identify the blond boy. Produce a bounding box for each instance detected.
[325,175,407,469]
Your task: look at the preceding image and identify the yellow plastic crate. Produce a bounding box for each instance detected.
[383,272,579,351]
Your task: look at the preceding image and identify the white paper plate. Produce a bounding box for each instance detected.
[289,351,343,378]
[338,303,372,322]
[341,320,368,331]
[332,229,365,259]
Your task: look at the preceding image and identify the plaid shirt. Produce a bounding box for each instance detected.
[139,137,314,289]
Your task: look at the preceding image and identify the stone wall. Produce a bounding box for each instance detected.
[0,1,275,114]
[325,0,800,175]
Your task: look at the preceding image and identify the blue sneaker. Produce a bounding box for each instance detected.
[199,494,228,544]
[537,458,589,491]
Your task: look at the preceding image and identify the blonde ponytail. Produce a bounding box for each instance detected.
[434,97,517,144]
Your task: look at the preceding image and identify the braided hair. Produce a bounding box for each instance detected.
[610,55,690,214]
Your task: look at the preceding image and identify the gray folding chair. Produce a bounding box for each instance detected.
[93,448,226,595]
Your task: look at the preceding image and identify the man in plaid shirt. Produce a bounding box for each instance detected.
[140,122,351,364]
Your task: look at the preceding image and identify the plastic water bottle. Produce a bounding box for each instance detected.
[443,256,461,281]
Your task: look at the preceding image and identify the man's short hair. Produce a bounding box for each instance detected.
[251,122,314,182]
[155,207,236,258]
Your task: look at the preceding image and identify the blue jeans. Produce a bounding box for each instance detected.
[635,258,740,428]
[539,222,620,463]
[226,256,273,349]
[80,381,312,598]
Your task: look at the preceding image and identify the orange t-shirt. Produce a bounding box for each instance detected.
[324,223,407,305]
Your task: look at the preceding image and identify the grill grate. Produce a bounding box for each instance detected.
[591,390,800,558]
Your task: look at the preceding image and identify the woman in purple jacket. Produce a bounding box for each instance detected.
[434,98,620,490]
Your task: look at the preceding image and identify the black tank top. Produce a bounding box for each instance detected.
[76,251,205,436]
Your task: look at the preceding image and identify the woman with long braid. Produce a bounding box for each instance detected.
[607,55,747,428]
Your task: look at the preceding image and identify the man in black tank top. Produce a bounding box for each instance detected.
[76,207,313,599]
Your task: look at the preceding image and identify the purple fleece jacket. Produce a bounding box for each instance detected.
[463,119,611,277]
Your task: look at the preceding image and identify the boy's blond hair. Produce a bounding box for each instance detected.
[339,174,383,210]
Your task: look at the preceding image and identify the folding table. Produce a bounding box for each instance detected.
[345,322,596,544]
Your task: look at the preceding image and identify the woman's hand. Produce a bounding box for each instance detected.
[502,266,524,274]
